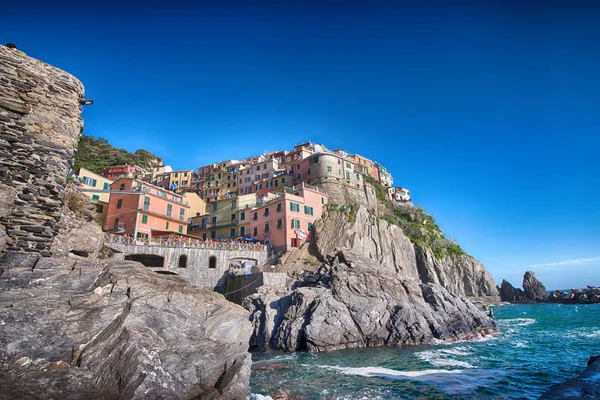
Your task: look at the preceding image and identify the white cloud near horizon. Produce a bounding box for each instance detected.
[529,257,600,267]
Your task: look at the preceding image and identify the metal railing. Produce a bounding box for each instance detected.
[102,233,266,251]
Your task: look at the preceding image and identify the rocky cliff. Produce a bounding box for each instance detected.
[539,355,600,400]
[244,205,498,353]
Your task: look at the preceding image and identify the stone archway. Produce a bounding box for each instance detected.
[125,254,165,268]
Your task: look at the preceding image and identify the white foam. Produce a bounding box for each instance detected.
[514,340,529,348]
[497,318,536,327]
[416,348,475,369]
[247,394,273,400]
[252,354,298,364]
[318,365,507,395]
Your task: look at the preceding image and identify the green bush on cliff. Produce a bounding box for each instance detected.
[73,135,162,174]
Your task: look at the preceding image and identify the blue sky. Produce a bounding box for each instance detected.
[4,0,599,289]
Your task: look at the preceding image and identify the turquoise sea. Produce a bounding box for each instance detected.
[248,303,600,399]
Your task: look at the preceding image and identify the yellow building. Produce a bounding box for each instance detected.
[169,170,197,191]
[188,193,258,240]
[77,167,113,226]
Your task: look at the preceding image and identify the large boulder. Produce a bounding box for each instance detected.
[539,355,600,399]
[244,250,497,353]
[0,257,252,399]
[498,279,529,302]
[52,221,103,258]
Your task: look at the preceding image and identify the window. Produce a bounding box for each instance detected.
[338,169,341,175]
[253,212,258,221]
[291,238,300,248]
[240,211,246,221]
[289,202,300,212]
[180,208,185,220]
[346,162,351,168]
[240,226,245,236]
[113,218,119,229]
[212,216,217,224]
[92,194,100,201]
[297,173,301,180]
[202,232,207,240]
[167,204,172,217]
[327,166,332,173]
[103,182,110,190]
[218,173,222,179]
[211,231,216,239]
[95,204,104,213]
[166,221,169,230]
[175,172,178,177]
[231,228,236,237]
[143,197,150,210]
[307,168,310,175]
[227,175,231,181]
[178,226,183,233]
[142,215,148,224]
[233,182,236,187]
[119,183,125,190]
[356,173,360,180]
[338,159,341,164]
[253,227,258,236]
[264,223,270,232]
[274,180,278,187]
[291,219,300,229]
[297,165,300,170]
[116,199,122,209]
[346,172,350,180]
[256,183,262,190]
[321,197,325,204]
[308,222,313,230]
[227,183,230,188]
[313,156,319,163]
[304,206,314,216]
[264,208,269,217]
[212,203,217,212]
[184,172,188,177]
[281,178,285,184]
[209,256,217,269]
[179,255,187,268]
[277,219,282,229]
[276,203,282,212]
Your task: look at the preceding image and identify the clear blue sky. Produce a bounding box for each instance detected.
[4,0,599,289]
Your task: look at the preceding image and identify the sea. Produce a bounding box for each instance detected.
[248,302,600,399]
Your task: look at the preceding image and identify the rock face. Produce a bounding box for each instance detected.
[539,355,600,400]
[0,45,85,255]
[498,271,547,303]
[547,287,600,304]
[314,205,499,301]
[0,256,253,399]
[244,205,498,353]
[244,250,497,353]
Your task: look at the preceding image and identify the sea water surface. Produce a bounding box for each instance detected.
[248,303,600,399]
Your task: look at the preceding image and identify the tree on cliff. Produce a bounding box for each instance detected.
[72,135,163,174]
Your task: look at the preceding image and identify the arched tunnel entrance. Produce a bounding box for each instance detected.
[125,254,165,268]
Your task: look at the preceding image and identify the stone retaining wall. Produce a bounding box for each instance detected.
[0,45,84,255]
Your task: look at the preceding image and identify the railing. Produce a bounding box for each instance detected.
[102,233,266,251]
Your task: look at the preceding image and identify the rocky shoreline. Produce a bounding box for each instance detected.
[539,355,600,399]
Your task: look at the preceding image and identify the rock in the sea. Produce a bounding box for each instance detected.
[539,355,600,399]
[0,257,252,399]
[244,250,497,353]
[522,271,547,301]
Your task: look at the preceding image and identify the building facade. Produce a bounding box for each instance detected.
[77,167,114,227]
[105,178,190,239]
[101,164,144,181]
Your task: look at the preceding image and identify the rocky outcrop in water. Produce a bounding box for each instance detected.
[0,256,252,399]
[498,271,547,303]
[245,249,496,353]
[539,355,600,400]
[244,205,498,353]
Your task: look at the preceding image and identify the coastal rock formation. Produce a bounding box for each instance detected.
[0,45,85,255]
[0,257,252,399]
[498,271,547,303]
[244,250,497,353]
[539,355,600,400]
[547,287,600,304]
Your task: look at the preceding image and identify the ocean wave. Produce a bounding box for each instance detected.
[318,365,507,395]
[415,347,475,369]
[514,340,529,348]
[247,394,273,400]
[497,318,536,327]
[252,354,298,364]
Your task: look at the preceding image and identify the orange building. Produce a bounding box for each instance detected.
[105,178,190,239]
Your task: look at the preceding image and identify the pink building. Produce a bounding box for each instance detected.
[247,185,328,252]
[102,164,144,181]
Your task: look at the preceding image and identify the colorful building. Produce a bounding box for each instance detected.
[77,167,113,227]
[388,187,411,204]
[168,169,197,191]
[247,185,328,252]
[377,163,394,187]
[353,154,380,182]
[104,178,189,239]
[101,164,144,181]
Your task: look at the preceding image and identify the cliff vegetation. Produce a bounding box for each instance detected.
[72,134,163,174]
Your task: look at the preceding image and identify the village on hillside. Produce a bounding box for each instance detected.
[74,141,411,254]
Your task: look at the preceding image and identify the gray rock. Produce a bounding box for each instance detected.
[539,355,600,399]
[52,221,103,258]
[244,250,497,353]
[0,228,6,253]
[0,257,253,399]
[522,271,547,301]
